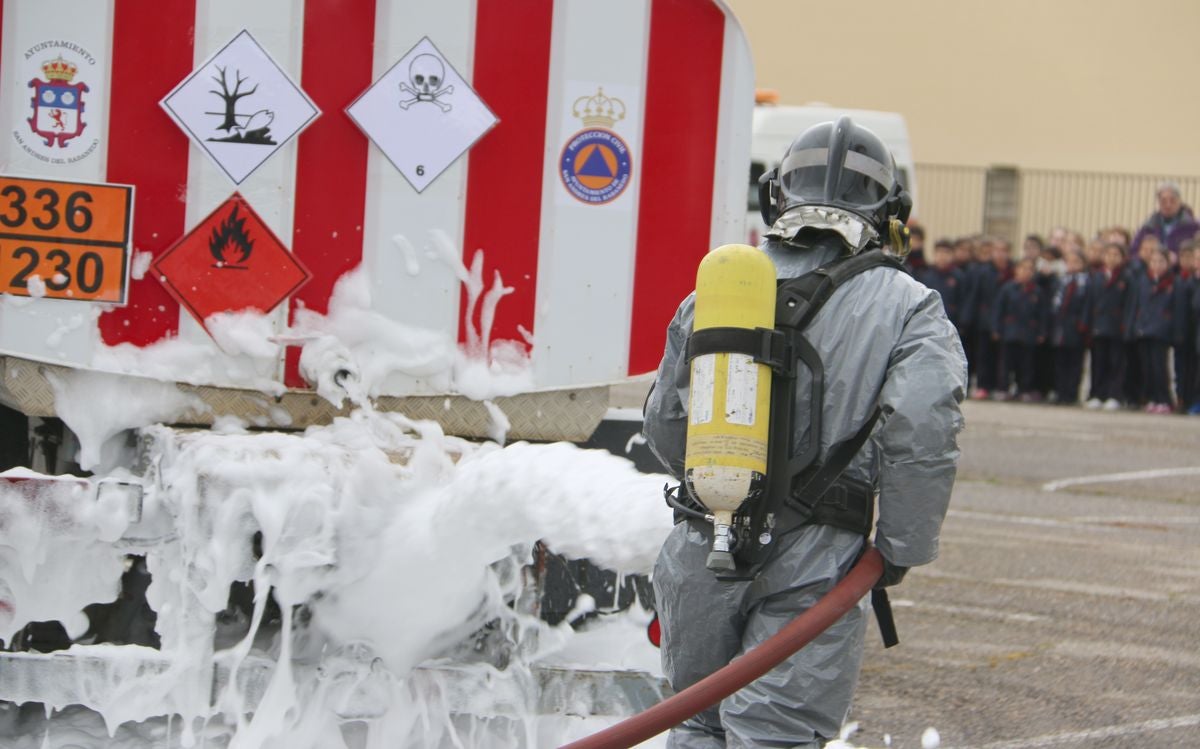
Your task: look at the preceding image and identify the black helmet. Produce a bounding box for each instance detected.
[759,116,912,253]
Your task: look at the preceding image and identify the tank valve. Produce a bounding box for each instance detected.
[706,510,737,571]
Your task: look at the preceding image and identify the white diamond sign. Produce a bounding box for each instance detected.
[161,30,319,185]
[347,37,497,193]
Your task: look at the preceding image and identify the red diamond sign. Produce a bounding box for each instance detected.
[153,193,310,332]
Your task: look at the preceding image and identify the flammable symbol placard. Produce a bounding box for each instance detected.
[152,193,310,332]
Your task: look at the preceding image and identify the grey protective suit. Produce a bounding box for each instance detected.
[645,234,967,748]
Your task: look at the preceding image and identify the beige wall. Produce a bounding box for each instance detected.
[726,0,1200,176]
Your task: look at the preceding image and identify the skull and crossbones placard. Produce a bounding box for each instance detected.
[346,36,497,193]
[398,54,455,112]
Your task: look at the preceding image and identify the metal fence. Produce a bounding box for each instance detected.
[1017,170,1200,244]
[913,164,987,241]
[912,163,1200,246]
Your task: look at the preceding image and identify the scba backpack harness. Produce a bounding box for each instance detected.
[677,249,902,566]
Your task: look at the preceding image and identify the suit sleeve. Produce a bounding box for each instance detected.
[642,296,695,480]
[873,290,968,568]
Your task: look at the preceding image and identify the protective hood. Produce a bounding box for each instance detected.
[764,205,880,254]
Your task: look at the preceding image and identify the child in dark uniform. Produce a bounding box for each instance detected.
[955,236,979,384]
[918,239,966,328]
[1086,242,1132,410]
[1051,250,1091,405]
[1034,245,1064,399]
[972,238,1012,399]
[1131,248,1177,413]
[904,222,928,275]
[1123,236,1160,405]
[993,258,1048,400]
[1192,275,1200,415]
[1172,241,1197,411]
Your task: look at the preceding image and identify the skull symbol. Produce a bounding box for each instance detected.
[410,54,444,96]
[398,52,455,112]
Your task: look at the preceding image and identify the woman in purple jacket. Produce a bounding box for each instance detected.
[1130,182,1199,259]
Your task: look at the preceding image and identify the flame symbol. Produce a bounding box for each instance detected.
[209,203,254,268]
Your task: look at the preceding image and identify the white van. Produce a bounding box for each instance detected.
[746,102,918,245]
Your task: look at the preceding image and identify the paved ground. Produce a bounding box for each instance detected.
[850,400,1200,749]
[611,382,1200,747]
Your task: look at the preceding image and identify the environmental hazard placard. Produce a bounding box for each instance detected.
[161,30,320,185]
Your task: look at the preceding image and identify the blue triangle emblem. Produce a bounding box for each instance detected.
[577,146,614,177]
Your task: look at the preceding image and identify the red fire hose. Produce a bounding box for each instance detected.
[560,545,884,749]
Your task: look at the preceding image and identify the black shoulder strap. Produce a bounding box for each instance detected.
[769,249,901,491]
[788,405,882,514]
[736,251,901,567]
[777,250,903,331]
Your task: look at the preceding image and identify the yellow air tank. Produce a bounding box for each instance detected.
[684,244,776,572]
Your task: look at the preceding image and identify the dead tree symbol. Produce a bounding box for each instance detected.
[210,66,258,132]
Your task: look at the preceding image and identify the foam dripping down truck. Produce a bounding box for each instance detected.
[0,0,756,744]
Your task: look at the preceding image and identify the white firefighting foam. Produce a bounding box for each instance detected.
[85,248,531,408]
[0,469,132,645]
[0,399,675,747]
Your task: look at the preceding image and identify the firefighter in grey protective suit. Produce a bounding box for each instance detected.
[644,117,967,748]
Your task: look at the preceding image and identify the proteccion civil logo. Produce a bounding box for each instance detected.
[559,87,631,205]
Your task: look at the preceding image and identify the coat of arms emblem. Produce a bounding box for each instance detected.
[27,54,88,148]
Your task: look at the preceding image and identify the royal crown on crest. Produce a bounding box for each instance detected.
[572,87,626,129]
[42,55,78,83]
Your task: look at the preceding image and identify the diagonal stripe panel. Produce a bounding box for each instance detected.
[99,0,195,346]
[462,0,555,351]
[628,0,726,376]
[285,0,377,386]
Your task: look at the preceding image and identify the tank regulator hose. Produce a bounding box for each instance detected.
[559,544,884,749]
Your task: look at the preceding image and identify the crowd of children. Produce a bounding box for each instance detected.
[905,213,1200,415]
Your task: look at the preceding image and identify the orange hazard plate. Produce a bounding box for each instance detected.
[0,175,133,303]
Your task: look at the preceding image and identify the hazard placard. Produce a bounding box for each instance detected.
[346,36,497,193]
[0,175,133,304]
[152,193,310,332]
[161,30,320,185]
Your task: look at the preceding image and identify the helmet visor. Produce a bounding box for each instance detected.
[778,147,894,214]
